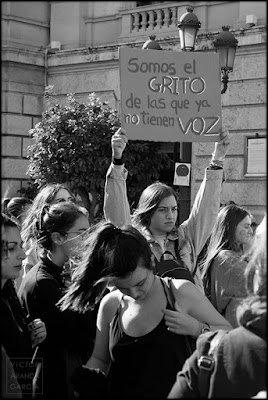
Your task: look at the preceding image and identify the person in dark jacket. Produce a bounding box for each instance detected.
[18,201,96,399]
[1,213,46,399]
[168,214,266,398]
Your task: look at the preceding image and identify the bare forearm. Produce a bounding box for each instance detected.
[85,355,110,376]
[208,322,232,332]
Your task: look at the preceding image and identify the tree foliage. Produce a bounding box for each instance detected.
[25,87,171,221]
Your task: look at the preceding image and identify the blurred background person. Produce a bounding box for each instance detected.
[2,196,33,290]
[20,183,76,280]
[201,204,254,327]
[2,196,32,227]
[168,214,266,398]
[1,213,46,398]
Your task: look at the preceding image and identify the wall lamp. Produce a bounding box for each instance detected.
[214,26,238,94]
[178,7,238,94]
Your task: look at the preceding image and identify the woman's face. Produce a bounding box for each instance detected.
[149,195,178,235]
[111,261,155,301]
[235,215,253,246]
[61,214,90,259]
[53,188,75,204]
[2,226,26,283]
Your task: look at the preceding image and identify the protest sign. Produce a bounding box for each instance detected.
[119,47,222,142]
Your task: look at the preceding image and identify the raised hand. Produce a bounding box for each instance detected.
[211,126,231,163]
[111,127,128,159]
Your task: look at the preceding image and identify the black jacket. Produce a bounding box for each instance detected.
[18,255,96,399]
[1,280,34,397]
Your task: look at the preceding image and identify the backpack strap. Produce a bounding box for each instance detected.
[197,330,226,398]
[173,239,185,267]
[174,238,198,280]
[161,277,197,356]
[161,276,176,308]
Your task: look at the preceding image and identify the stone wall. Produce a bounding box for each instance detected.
[46,24,266,223]
[1,1,266,224]
[191,28,266,223]
[1,1,50,197]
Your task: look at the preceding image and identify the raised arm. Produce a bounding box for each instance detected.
[180,128,230,273]
[103,128,132,227]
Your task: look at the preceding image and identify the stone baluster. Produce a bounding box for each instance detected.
[155,9,163,29]
[140,11,147,31]
[148,10,155,30]
[132,12,140,32]
[163,8,170,28]
[170,7,177,27]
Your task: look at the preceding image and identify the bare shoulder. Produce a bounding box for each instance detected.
[171,278,196,292]
[98,289,122,322]
[170,278,198,300]
[170,279,209,313]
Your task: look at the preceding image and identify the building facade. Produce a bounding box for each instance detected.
[2,1,267,223]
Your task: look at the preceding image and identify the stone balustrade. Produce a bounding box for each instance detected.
[131,4,177,32]
[119,2,180,41]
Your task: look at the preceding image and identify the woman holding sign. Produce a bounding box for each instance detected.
[104,126,230,293]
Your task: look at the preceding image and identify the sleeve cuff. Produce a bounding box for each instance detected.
[112,157,124,165]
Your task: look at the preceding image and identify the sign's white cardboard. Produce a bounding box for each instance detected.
[119,47,222,142]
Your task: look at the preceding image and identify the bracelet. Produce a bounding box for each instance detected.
[210,159,224,168]
[208,161,223,170]
[112,157,124,165]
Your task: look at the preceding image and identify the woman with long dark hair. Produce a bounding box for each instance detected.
[59,221,232,398]
[168,215,266,398]
[201,204,254,327]
[104,127,231,293]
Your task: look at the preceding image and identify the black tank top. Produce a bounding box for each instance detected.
[107,279,190,398]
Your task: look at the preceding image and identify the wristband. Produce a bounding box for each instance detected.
[210,158,224,168]
[112,157,124,165]
[208,161,223,170]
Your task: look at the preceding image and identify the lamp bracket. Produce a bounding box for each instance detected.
[221,69,231,94]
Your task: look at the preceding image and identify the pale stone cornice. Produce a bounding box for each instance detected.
[2,45,45,66]
[2,14,49,28]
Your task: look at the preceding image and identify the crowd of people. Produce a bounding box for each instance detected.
[1,126,266,399]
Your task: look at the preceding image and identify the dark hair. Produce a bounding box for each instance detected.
[36,201,88,251]
[132,182,178,229]
[201,204,253,277]
[59,221,154,313]
[2,197,32,223]
[21,183,75,250]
